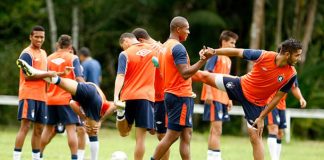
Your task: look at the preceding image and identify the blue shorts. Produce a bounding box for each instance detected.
[46,105,79,125]
[203,101,229,122]
[154,101,167,134]
[17,99,47,124]
[125,99,154,129]
[278,109,287,129]
[265,108,279,126]
[164,93,194,131]
[223,77,265,126]
[72,82,102,121]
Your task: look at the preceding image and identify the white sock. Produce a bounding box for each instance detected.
[277,139,282,160]
[43,76,59,84]
[13,150,22,160]
[77,149,85,160]
[89,137,99,160]
[207,150,222,160]
[32,152,40,160]
[267,135,278,160]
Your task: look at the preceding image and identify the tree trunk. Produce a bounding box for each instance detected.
[46,0,57,52]
[275,0,284,47]
[301,0,317,65]
[247,0,265,71]
[72,5,79,50]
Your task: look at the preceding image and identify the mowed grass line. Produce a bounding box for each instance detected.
[0,126,323,160]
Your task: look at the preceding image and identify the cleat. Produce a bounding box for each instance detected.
[16,59,34,76]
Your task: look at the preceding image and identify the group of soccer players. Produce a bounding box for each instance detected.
[14,15,306,160]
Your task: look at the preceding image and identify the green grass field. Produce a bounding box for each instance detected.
[1,126,324,160]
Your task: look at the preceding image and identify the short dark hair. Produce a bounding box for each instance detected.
[57,34,72,49]
[78,47,91,57]
[30,25,45,35]
[170,16,188,32]
[119,32,136,45]
[280,38,302,54]
[218,30,238,47]
[132,28,150,40]
[71,46,77,55]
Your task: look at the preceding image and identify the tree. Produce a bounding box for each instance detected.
[46,0,57,52]
[247,0,265,71]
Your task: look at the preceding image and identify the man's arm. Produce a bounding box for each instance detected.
[253,91,286,137]
[114,74,125,102]
[211,48,244,58]
[291,86,307,108]
[176,60,207,80]
[173,44,208,79]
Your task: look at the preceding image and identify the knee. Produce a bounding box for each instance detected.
[20,124,31,133]
[119,132,129,137]
[277,130,284,139]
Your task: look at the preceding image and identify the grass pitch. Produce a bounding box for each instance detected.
[1,126,323,160]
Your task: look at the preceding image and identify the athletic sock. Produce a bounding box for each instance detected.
[13,148,22,160]
[116,109,125,120]
[71,154,78,160]
[77,149,85,160]
[267,134,278,160]
[32,149,40,160]
[89,136,99,160]
[207,149,222,160]
[277,139,282,160]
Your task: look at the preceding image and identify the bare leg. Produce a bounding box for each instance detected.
[31,122,44,150]
[56,78,79,96]
[208,121,222,150]
[153,129,181,159]
[157,133,170,160]
[179,128,192,160]
[248,127,264,160]
[116,119,132,137]
[134,128,147,160]
[40,125,56,154]
[65,124,78,156]
[14,119,31,149]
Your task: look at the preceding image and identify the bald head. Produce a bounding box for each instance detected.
[170,16,188,32]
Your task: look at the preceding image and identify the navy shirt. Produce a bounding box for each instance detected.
[81,58,102,86]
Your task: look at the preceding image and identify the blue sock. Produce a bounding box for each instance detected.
[32,149,40,153]
[71,154,78,160]
[89,136,98,142]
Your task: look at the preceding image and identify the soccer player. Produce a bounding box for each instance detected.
[200,30,238,160]
[78,47,102,86]
[193,38,303,160]
[78,47,103,160]
[265,79,306,160]
[40,35,84,160]
[16,58,116,160]
[13,25,55,160]
[114,32,157,160]
[132,28,170,160]
[151,16,211,160]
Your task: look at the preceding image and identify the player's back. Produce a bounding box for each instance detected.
[47,50,76,105]
[162,39,192,97]
[241,51,296,106]
[120,43,156,102]
[19,46,47,101]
